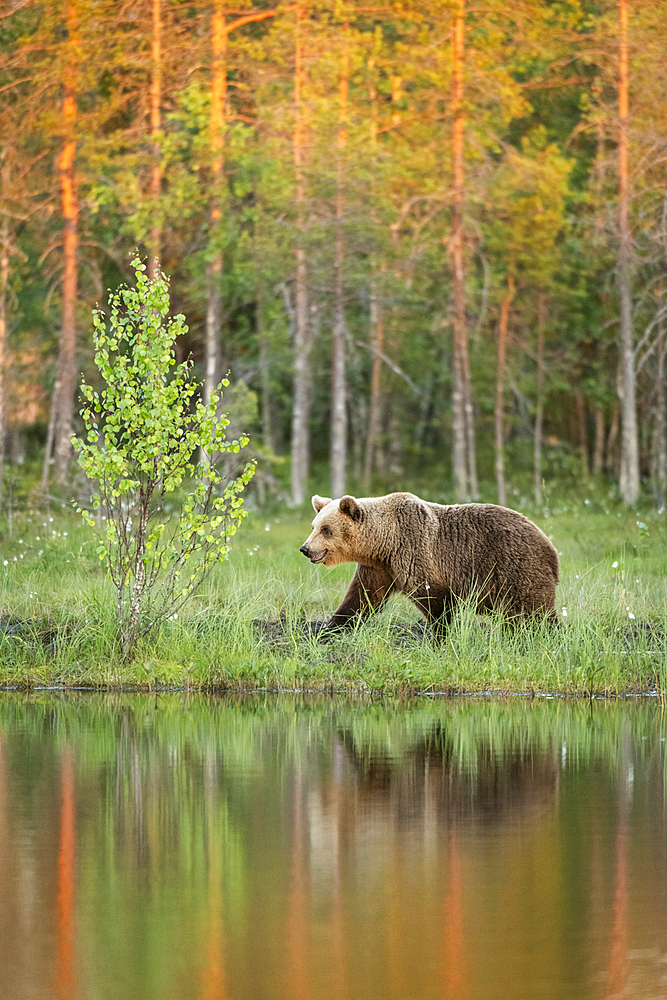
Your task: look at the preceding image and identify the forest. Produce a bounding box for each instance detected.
[1,0,666,509]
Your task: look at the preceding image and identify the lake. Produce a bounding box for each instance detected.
[0,693,666,1000]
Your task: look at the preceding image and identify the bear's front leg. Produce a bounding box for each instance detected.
[324,564,395,632]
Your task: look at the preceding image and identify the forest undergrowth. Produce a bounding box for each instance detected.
[0,490,666,696]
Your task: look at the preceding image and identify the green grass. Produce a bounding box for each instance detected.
[0,494,666,695]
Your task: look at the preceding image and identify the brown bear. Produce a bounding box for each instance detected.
[299,492,559,635]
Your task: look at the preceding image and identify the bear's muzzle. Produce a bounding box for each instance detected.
[300,544,325,564]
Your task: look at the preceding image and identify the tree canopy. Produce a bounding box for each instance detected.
[1,0,666,505]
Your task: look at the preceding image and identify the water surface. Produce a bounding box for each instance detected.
[0,693,666,1000]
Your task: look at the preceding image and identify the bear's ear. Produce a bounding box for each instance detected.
[339,495,364,522]
[312,495,333,513]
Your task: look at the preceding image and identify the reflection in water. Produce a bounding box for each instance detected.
[201,753,227,1000]
[0,694,666,1000]
[56,751,76,1000]
[442,831,464,999]
[607,724,631,1000]
[286,771,309,1000]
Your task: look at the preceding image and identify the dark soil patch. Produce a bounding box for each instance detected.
[252,617,430,649]
[621,620,667,651]
[251,616,667,654]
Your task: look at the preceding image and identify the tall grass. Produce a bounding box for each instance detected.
[0,495,665,694]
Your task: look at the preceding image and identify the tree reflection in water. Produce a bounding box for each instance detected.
[0,694,665,1000]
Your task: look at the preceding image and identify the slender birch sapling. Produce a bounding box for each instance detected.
[74,258,255,660]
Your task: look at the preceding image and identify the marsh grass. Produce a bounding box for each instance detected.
[0,497,666,694]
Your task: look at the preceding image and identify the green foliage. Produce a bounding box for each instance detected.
[73,258,255,660]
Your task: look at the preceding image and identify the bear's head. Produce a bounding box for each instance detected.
[299,494,365,566]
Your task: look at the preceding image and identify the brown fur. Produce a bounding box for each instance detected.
[299,492,559,634]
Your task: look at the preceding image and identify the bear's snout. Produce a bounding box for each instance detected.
[300,542,326,564]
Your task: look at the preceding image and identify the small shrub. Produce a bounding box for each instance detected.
[74,258,254,660]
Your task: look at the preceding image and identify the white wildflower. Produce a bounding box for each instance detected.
[612,560,619,569]
[628,612,635,620]
[562,607,568,617]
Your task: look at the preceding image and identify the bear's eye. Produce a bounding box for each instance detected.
[320,526,331,537]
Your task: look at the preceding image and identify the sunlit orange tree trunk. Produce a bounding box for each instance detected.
[52,0,80,484]
[0,164,8,501]
[204,0,226,408]
[148,0,162,279]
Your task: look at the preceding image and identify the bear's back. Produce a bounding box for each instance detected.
[428,501,559,588]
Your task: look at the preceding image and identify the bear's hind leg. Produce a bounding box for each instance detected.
[412,592,454,643]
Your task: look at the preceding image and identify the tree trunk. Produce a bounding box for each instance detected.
[533,291,546,505]
[204,0,226,407]
[53,0,79,483]
[41,377,60,491]
[363,269,384,493]
[0,204,8,502]
[462,333,478,497]
[495,275,515,508]
[576,392,589,476]
[450,0,466,500]
[450,0,477,502]
[593,406,605,475]
[617,0,639,504]
[290,0,310,506]
[654,303,666,509]
[606,401,620,475]
[593,79,605,233]
[362,57,382,494]
[330,23,348,499]
[148,0,161,280]
[257,288,272,451]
